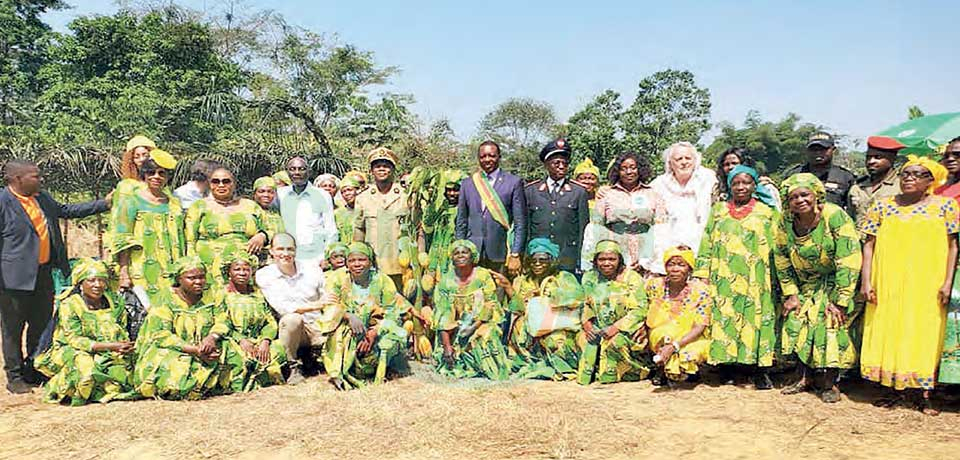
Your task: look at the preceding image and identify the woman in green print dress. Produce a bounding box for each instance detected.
[185,167,269,291]
[497,238,583,381]
[433,240,510,380]
[322,242,409,390]
[34,259,138,405]
[694,165,779,390]
[217,253,286,392]
[577,240,650,385]
[776,173,862,403]
[112,152,185,308]
[252,176,285,264]
[133,257,236,400]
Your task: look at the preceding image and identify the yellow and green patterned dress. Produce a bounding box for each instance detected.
[694,200,779,367]
[323,270,408,386]
[645,277,713,381]
[133,291,236,400]
[432,267,510,380]
[775,203,862,370]
[34,292,138,405]
[259,208,285,264]
[334,205,356,243]
[111,192,185,303]
[507,271,583,380]
[102,178,144,255]
[218,289,287,391]
[185,198,267,290]
[577,268,650,384]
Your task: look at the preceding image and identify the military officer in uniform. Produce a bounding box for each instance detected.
[784,131,857,217]
[525,138,589,275]
[353,147,408,289]
[849,136,904,235]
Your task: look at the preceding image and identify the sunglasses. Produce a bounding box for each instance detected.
[143,169,167,177]
[210,178,233,185]
[900,170,933,180]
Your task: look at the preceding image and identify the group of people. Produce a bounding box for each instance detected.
[1,131,958,416]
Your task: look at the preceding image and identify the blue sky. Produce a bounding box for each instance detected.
[45,1,960,147]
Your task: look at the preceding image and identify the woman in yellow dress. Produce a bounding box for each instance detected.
[645,246,712,387]
[860,155,958,415]
[185,167,269,292]
[252,176,284,264]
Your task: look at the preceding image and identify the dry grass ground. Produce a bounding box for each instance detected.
[3,227,959,460]
[2,364,960,460]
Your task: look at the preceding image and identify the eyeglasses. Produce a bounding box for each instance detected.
[900,170,933,180]
[530,256,553,265]
[287,166,307,172]
[210,178,233,185]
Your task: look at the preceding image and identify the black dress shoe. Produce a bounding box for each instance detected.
[6,379,33,394]
[754,371,774,390]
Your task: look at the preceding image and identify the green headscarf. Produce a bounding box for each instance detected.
[780,173,826,203]
[168,255,206,281]
[253,176,277,190]
[326,242,349,259]
[272,171,292,186]
[592,240,622,258]
[340,175,361,189]
[220,251,259,284]
[449,239,479,264]
[348,242,374,259]
[527,238,560,258]
[59,258,111,300]
[726,165,778,208]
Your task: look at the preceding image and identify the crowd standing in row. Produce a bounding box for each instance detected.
[1,131,959,416]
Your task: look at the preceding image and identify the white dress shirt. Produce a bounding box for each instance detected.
[255,262,326,322]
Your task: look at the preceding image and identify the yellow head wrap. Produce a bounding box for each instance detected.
[592,240,621,258]
[662,246,695,269]
[253,176,277,190]
[148,149,177,170]
[573,157,600,179]
[125,135,156,153]
[273,171,292,186]
[903,154,948,194]
[60,258,111,300]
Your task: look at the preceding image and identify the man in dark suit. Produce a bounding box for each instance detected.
[525,139,589,275]
[0,160,110,393]
[455,141,526,276]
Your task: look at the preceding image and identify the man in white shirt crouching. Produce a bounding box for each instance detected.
[255,233,339,385]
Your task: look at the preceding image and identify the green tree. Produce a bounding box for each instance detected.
[0,0,66,126]
[621,69,711,172]
[908,105,925,120]
[477,97,559,180]
[704,111,828,176]
[566,89,624,178]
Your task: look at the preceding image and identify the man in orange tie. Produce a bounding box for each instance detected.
[0,160,111,394]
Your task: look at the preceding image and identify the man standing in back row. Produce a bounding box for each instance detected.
[784,131,857,217]
[455,141,526,276]
[525,138,589,275]
[353,147,407,289]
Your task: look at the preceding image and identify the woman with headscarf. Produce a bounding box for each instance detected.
[334,174,362,243]
[860,155,958,415]
[112,149,185,310]
[185,167,269,291]
[103,136,158,258]
[322,242,409,390]
[937,137,960,385]
[252,176,284,264]
[582,151,669,274]
[272,170,292,188]
[433,239,510,380]
[323,242,349,275]
[217,253,286,392]
[133,256,235,400]
[34,259,138,405]
[572,157,601,207]
[645,246,713,387]
[776,174,862,403]
[694,165,779,389]
[314,173,340,199]
[495,238,582,380]
[651,142,718,262]
[577,240,650,384]
[712,147,781,210]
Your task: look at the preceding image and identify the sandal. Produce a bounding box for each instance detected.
[753,371,774,391]
[918,392,940,416]
[781,379,811,395]
[819,387,841,403]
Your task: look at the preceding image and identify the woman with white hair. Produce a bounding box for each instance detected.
[650,142,717,268]
[314,174,340,202]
